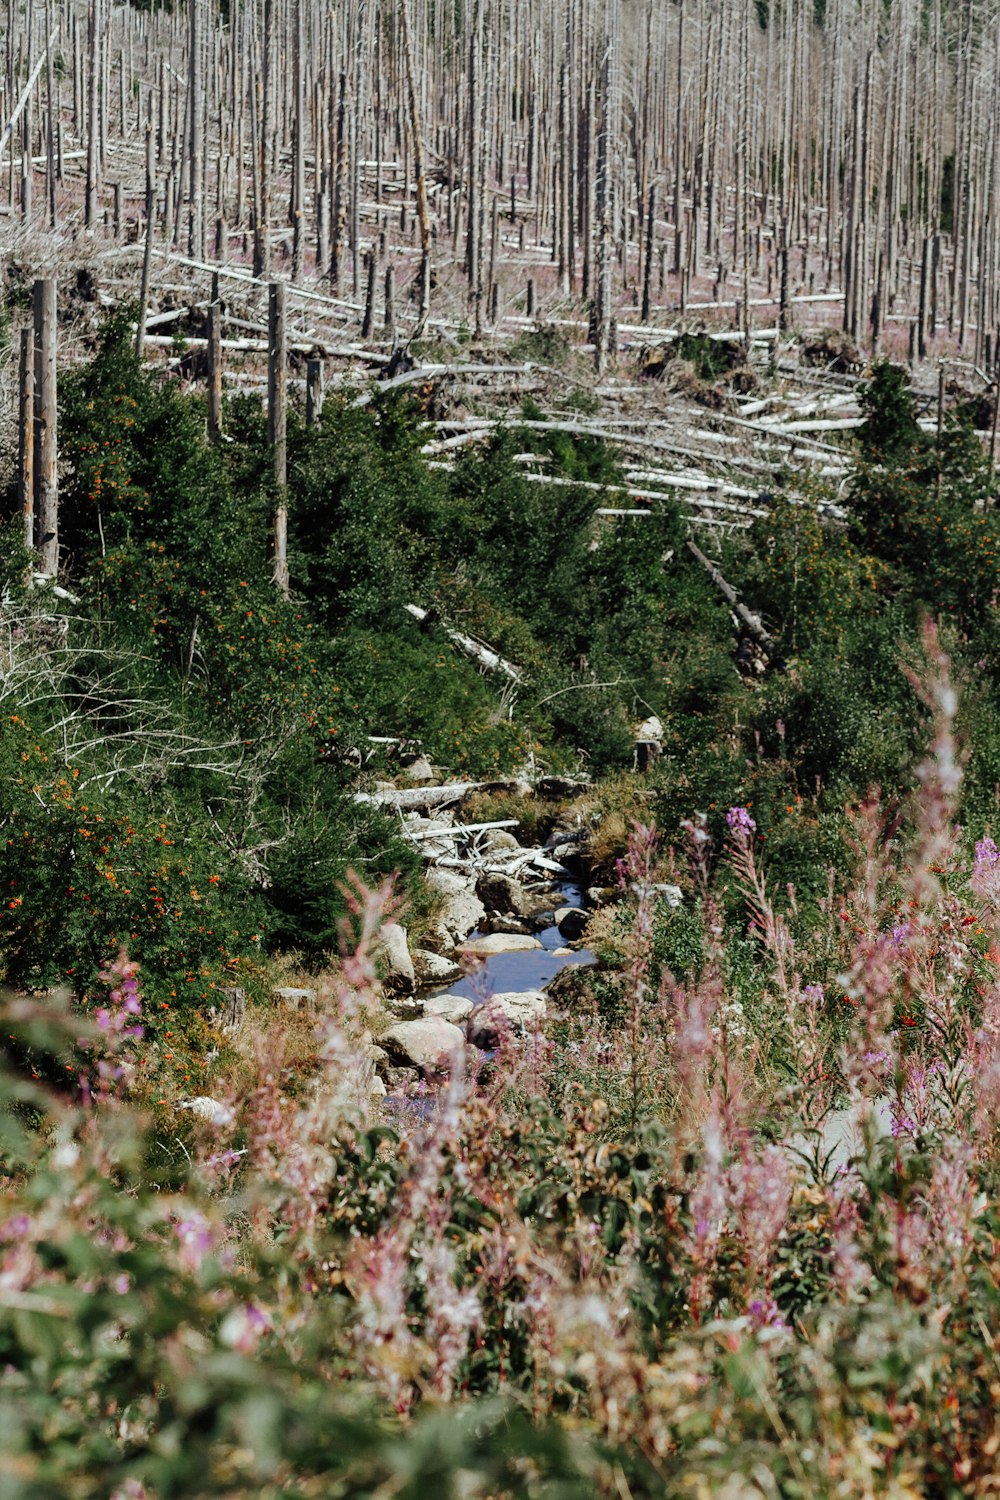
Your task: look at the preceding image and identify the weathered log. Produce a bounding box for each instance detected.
[355,781,495,810]
[686,539,781,665]
[404,603,523,682]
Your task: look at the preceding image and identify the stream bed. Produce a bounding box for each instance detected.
[431,877,596,1003]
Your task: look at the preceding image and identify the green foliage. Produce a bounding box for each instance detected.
[742,492,886,657]
[11,301,1000,1015]
[856,360,923,465]
[850,370,999,628]
[0,709,266,998]
[670,331,739,383]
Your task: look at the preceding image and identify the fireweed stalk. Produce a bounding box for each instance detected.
[78,948,144,1107]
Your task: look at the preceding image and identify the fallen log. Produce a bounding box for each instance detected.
[355,782,488,810]
[686,540,783,667]
[405,818,521,840]
[404,603,523,682]
[355,780,518,810]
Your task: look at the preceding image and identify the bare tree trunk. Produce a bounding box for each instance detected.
[291,0,306,281]
[400,0,431,334]
[32,278,58,577]
[187,0,202,256]
[84,0,100,227]
[18,328,34,553]
[207,297,223,442]
[306,357,324,426]
[594,39,612,374]
[361,247,377,337]
[268,281,289,595]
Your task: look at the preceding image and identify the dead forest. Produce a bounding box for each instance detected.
[2,0,997,337]
[2,0,1000,561]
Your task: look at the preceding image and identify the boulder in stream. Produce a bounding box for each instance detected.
[424,993,475,1024]
[425,868,486,947]
[476,870,530,916]
[555,906,589,941]
[413,949,463,984]
[372,922,415,994]
[460,931,543,956]
[379,1016,467,1072]
[467,990,547,1047]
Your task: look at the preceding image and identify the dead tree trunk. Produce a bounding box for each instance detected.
[18,328,34,552]
[207,297,223,442]
[32,277,58,577]
[400,0,432,334]
[136,125,155,360]
[268,281,289,595]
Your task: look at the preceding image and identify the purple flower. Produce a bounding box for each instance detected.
[976,836,1000,868]
[726,806,756,834]
[1,1214,31,1242]
[747,1297,788,1332]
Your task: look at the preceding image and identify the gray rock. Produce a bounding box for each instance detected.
[522,887,565,918]
[424,993,475,1024]
[476,869,529,916]
[790,1097,894,1176]
[380,1015,467,1072]
[460,931,543,955]
[482,914,534,935]
[425,868,486,947]
[484,828,521,852]
[555,906,589,941]
[369,1074,388,1099]
[274,986,317,1010]
[372,922,415,994]
[413,949,463,984]
[467,991,547,1048]
[630,882,683,908]
[403,755,436,784]
[586,886,618,907]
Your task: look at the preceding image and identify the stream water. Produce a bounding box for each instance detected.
[431,877,596,1003]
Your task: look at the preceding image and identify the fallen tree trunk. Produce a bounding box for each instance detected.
[404,603,523,682]
[355,780,518,810]
[686,540,782,666]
